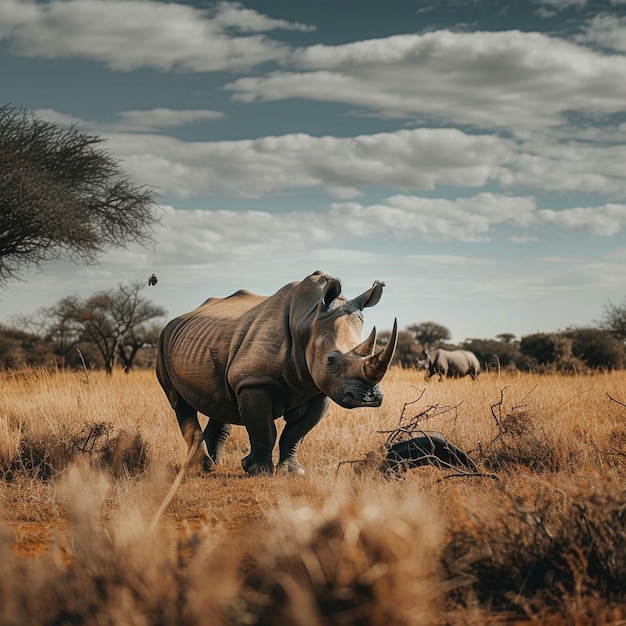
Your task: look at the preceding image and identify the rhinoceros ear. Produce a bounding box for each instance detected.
[351,280,385,310]
[322,278,342,307]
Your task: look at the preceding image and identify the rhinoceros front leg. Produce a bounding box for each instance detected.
[278,395,330,475]
[237,386,277,475]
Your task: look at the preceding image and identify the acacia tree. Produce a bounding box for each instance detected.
[496,333,517,344]
[600,299,626,344]
[406,321,451,353]
[0,104,159,287]
[37,282,166,374]
[117,320,163,372]
[105,282,167,372]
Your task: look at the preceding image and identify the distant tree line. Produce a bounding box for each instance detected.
[378,299,626,374]
[3,291,626,375]
[0,281,165,374]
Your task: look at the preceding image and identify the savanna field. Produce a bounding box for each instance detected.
[1,366,626,625]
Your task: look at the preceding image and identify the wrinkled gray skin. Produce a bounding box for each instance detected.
[426,349,480,381]
[156,271,398,476]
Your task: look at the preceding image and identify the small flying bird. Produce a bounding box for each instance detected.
[148,273,158,286]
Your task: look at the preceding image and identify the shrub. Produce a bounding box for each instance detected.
[520,333,572,367]
[1,422,149,481]
[441,476,626,617]
[565,327,625,371]
[462,337,523,372]
[0,325,56,370]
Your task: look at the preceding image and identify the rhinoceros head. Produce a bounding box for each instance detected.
[298,272,398,409]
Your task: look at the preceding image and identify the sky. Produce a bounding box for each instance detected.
[2,0,626,343]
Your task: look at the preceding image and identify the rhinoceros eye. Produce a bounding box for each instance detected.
[326,353,340,372]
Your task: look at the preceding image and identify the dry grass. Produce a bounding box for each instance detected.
[2,366,626,624]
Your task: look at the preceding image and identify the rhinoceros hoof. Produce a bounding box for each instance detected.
[201,456,217,472]
[246,462,275,476]
[241,455,274,476]
[278,460,305,476]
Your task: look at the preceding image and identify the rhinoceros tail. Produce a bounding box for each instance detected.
[150,432,203,531]
[151,323,204,530]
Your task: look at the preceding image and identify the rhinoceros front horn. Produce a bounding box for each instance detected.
[361,318,398,384]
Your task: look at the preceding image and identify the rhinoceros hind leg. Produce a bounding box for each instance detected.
[173,397,213,471]
[204,419,232,466]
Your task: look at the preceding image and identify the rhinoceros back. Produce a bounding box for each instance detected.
[157,290,267,423]
[463,350,480,376]
[428,348,480,378]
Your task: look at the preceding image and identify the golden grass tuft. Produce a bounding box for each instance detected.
[237,487,441,625]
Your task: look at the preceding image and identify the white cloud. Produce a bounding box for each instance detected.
[31,108,86,127]
[509,233,540,244]
[34,107,226,133]
[103,202,511,306]
[226,29,626,131]
[502,136,626,198]
[146,196,626,262]
[113,108,226,132]
[536,204,626,236]
[30,107,626,201]
[535,0,589,7]
[0,0,38,38]
[576,14,626,52]
[0,0,304,71]
[325,195,626,243]
[101,127,512,198]
[327,194,539,243]
[535,0,589,17]
[210,1,315,33]
[102,126,625,201]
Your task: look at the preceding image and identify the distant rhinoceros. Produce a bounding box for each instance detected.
[156,271,398,476]
[426,348,480,381]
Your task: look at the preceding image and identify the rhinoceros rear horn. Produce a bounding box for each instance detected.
[362,318,398,384]
[351,326,377,357]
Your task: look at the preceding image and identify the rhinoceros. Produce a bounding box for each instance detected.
[426,348,480,381]
[156,271,398,476]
